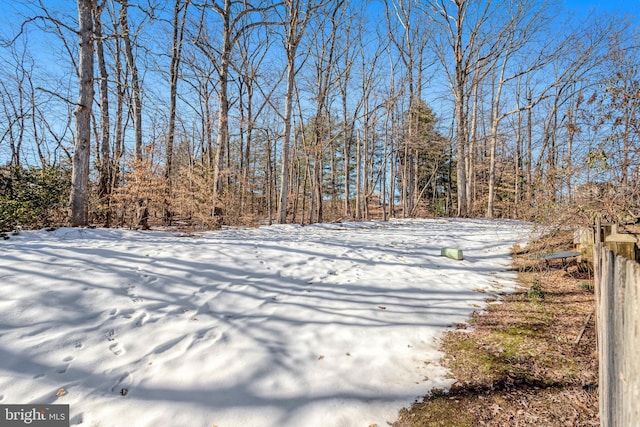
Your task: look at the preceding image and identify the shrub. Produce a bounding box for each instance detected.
[527,279,545,304]
[0,165,70,231]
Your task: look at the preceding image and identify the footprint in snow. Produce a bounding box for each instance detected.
[121,309,135,319]
[104,329,117,341]
[109,343,125,356]
[110,372,132,392]
[57,356,74,374]
[135,312,148,327]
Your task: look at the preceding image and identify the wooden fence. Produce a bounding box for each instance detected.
[594,245,640,427]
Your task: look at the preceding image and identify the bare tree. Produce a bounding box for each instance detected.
[195,0,280,216]
[304,1,344,223]
[70,0,95,226]
[0,44,28,168]
[276,0,325,223]
[235,20,275,215]
[3,0,636,228]
[581,29,640,221]
[484,0,554,218]
[180,44,217,167]
[117,0,143,160]
[164,0,190,224]
[429,0,493,217]
[93,1,111,221]
[527,20,611,210]
[386,0,426,217]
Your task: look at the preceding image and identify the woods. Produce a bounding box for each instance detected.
[0,0,638,229]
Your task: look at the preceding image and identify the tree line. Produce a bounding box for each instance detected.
[0,0,638,230]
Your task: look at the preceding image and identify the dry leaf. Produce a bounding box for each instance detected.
[318,355,325,360]
[56,388,65,397]
[378,306,386,310]
[572,398,591,413]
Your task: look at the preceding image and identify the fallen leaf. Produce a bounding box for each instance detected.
[56,388,65,397]
[378,306,386,310]
[572,398,591,413]
[318,355,325,360]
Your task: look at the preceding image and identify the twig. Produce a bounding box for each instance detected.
[574,311,593,345]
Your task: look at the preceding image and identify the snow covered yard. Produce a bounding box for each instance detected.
[0,218,529,427]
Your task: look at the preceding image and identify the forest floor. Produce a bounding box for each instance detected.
[393,228,599,427]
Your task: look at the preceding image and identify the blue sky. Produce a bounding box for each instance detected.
[563,0,639,18]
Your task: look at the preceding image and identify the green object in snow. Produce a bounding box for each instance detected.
[441,248,464,260]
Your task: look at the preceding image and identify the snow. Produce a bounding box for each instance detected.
[0,218,530,427]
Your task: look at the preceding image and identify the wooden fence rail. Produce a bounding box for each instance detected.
[594,246,640,427]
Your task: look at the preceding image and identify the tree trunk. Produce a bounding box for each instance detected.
[93,2,111,223]
[515,97,523,217]
[454,1,468,217]
[364,116,372,220]
[467,77,479,214]
[165,0,189,225]
[355,130,362,220]
[277,54,295,224]
[118,0,142,160]
[241,78,254,213]
[342,83,352,219]
[112,32,125,199]
[278,0,316,224]
[70,0,95,227]
[455,88,468,217]
[487,53,510,219]
[213,47,230,203]
[526,89,533,202]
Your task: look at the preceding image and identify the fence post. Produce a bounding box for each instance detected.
[622,260,640,427]
[613,255,627,426]
[596,239,640,426]
[594,219,603,425]
[598,249,615,427]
